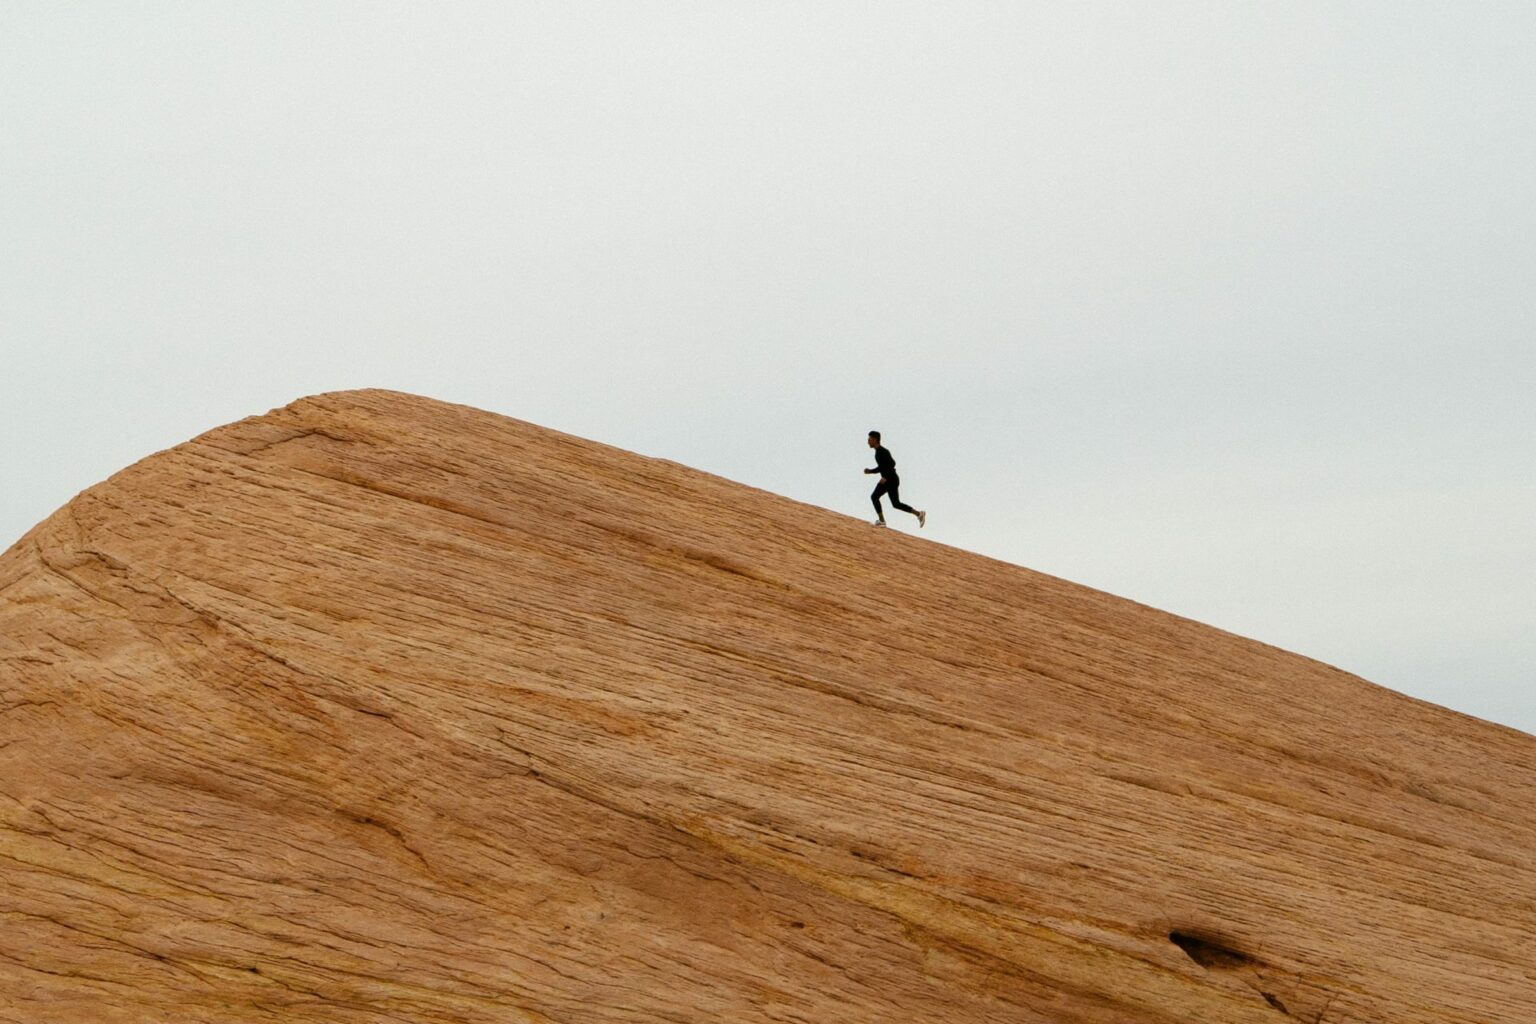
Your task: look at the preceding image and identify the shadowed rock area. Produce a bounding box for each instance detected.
[2,389,1533,1023]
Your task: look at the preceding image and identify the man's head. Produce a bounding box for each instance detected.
[867,431,881,448]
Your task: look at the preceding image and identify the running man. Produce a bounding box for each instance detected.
[864,431,926,529]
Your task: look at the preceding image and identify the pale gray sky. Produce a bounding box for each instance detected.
[4,3,1533,733]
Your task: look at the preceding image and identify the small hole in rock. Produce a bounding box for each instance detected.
[1169,931,1258,970]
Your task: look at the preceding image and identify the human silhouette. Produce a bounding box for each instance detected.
[864,431,926,529]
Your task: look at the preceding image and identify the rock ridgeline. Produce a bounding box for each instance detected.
[2,389,1533,1023]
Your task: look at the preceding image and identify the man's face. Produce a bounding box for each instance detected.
[867,435,878,448]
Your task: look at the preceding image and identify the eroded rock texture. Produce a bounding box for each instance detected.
[2,389,1533,1023]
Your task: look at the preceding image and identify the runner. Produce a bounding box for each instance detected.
[864,431,926,529]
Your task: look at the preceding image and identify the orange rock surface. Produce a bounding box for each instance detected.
[2,389,1533,1023]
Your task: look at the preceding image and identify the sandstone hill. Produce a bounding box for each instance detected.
[2,389,1533,1023]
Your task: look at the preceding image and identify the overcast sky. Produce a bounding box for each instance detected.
[4,3,1533,734]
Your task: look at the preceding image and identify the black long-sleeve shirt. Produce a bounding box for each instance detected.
[869,445,897,481]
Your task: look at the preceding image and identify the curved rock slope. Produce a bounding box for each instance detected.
[2,389,1533,1023]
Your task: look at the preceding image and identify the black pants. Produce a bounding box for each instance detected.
[872,476,916,517]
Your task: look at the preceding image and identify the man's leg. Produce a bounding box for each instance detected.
[871,481,889,523]
[887,482,926,527]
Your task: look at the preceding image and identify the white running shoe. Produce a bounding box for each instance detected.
[873,520,887,528]
[917,510,927,528]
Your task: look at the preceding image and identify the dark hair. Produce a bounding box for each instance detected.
[868,430,881,441]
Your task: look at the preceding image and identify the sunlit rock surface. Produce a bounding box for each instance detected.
[2,389,1533,1023]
